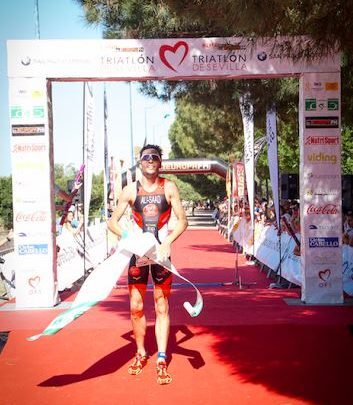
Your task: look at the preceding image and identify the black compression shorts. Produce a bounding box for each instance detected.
[128,254,172,286]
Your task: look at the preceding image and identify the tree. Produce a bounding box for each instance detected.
[76,0,353,196]
[0,177,13,230]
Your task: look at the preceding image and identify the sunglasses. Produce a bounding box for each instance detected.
[141,154,161,162]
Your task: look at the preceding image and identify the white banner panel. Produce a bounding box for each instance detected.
[9,78,58,308]
[7,37,340,79]
[57,223,107,291]
[300,72,342,303]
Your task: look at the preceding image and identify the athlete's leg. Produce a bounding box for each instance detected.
[151,264,173,384]
[153,283,171,355]
[129,284,147,355]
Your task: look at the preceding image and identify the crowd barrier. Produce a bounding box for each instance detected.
[1,223,110,297]
[231,217,353,296]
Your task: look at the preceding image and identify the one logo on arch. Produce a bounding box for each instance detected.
[159,41,189,72]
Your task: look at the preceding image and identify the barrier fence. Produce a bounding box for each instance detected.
[229,217,353,296]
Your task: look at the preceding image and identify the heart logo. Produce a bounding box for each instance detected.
[159,41,189,72]
[28,275,40,288]
[319,269,331,282]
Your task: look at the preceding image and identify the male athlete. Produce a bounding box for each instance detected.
[108,144,188,384]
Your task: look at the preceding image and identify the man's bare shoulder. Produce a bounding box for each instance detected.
[121,182,136,200]
[163,177,178,194]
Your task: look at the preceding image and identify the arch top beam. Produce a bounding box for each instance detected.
[7,37,340,81]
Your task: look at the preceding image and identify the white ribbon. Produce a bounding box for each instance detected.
[28,232,203,341]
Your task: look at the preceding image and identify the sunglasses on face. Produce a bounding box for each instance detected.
[141,154,161,162]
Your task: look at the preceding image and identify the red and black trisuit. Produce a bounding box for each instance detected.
[128,178,172,286]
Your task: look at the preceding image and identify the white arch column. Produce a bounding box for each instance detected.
[9,77,59,308]
[299,72,343,303]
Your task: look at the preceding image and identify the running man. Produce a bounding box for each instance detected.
[108,144,188,384]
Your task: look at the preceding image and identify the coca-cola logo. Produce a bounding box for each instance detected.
[16,211,47,222]
[306,204,338,215]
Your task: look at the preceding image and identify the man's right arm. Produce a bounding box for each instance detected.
[107,185,132,238]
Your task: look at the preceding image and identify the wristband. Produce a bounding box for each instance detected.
[121,230,129,239]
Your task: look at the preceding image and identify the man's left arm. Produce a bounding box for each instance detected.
[158,181,188,261]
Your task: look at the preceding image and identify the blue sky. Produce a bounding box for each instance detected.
[0,0,174,176]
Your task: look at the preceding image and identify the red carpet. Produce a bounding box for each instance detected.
[1,229,353,404]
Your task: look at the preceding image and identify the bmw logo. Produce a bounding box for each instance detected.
[257,52,267,61]
[21,57,31,66]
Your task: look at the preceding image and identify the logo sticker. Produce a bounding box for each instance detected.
[306,204,338,215]
[325,82,338,91]
[305,99,316,111]
[309,237,339,248]
[11,124,45,136]
[305,116,339,129]
[305,136,339,146]
[159,41,189,72]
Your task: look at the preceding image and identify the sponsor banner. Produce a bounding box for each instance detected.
[9,77,57,308]
[7,37,340,79]
[253,224,282,270]
[300,71,342,303]
[57,223,107,291]
[232,217,352,295]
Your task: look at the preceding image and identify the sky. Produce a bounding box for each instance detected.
[0,0,174,177]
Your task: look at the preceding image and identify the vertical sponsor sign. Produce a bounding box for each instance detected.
[234,162,246,198]
[266,107,280,229]
[9,77,58,308]
[83,82,95,227]
[299,72,343,303]
[239,95,255,228]
[109,156,116,208]
[103,85,109,219]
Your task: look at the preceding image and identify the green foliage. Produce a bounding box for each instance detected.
[75,0,353,199]
[163,174,204,202]
[0,177,13,230]
[89,171,104,218]
[342,127,353,175]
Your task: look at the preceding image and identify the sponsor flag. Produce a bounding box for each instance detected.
[103,84,109,218]
[109,156,116,207]
[266,106,281,229]
[83,82,95,227]
[226,165,231,198]
[239,94,255,227]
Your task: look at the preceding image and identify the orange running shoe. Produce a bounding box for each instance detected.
[156,361,172,385]
[128,353,149,375]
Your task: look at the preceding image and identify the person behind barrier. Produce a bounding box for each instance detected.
[108,144,188,385]
[62,210,83,236]
[343,212,353,246]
